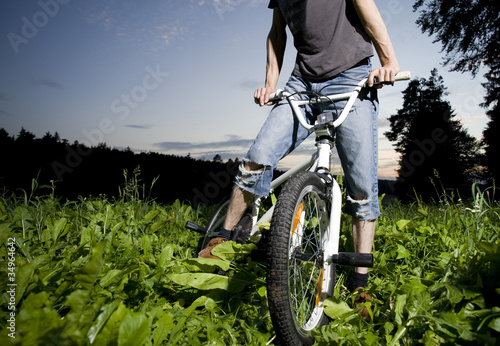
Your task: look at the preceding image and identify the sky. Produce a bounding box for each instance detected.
[0,0,489,179]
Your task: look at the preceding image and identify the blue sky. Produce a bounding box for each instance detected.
[0,0,488,179]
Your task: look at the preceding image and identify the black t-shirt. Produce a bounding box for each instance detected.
[268,0,373,82]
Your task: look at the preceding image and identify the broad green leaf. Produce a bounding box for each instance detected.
[211,241,257,261]
[80,227,93,246]
[396,244,411,259]
[65,289,89,312]
[168,272,251,292]
[142,234,153,259]
[417,207,428,217]
[153,313,174,346]
[40,264,63,286]
[75,241,107,291]
[144,209,160,222]
[100,269,123,288]
[419,329,445,345]
[52,217,68,241]
[488,317,500,332]
[257,286,267,298]
[16,292,64,344]
[15,262,34,304]
[396,219,412,230]
[158,244,175,269]
[41,228,51,244]
[394,294,407,325]
[168,296,208,345]
[183,257,231,272]
[204,297,218,312]
[118,311,150,346]
[0,223,12,245]
[112,221,125,233]
[87,301,121,343]
[444,284,464,304]
[93,302,128,345]
[323,298,352,319]
[438,312,475,340]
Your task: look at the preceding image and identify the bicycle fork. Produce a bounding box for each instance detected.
[316,137,374,298]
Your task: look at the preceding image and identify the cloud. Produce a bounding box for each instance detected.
[125,124,152,130]
[0,109,11,117]
[154,134,254,151]
[80,1,191,52]
[29,76,63,89]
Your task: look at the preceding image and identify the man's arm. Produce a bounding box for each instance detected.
[255,8,287,106]
[352,0,400,87]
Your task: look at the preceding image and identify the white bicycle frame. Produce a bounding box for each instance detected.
[245,71,411,295]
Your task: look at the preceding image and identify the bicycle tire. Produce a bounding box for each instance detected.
[267,171,334,345]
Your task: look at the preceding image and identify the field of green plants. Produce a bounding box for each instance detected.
[0,178,499,345]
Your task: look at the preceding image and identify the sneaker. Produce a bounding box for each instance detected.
[353,287,372,320]
[198,237,227,259]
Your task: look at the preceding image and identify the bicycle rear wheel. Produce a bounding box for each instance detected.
[199,198,231,250]
[267,171,334,345]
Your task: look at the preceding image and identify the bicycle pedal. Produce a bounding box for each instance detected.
[330,253,373,268]
[185,221,206,235]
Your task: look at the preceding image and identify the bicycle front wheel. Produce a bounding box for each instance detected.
[267,171,334,345]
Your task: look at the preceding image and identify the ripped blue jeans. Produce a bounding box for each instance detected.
[235,61,380,220]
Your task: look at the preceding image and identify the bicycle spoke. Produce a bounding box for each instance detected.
[289,191,327,327]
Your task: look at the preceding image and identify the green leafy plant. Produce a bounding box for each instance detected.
[0,178,498,345]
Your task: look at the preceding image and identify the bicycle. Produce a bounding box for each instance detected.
[186,71,410,345]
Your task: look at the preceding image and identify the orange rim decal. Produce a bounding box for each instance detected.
[291,203,304,238]
[316,268,324,306]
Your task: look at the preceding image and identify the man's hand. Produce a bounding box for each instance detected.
[352,0,400,88]
[368,64,400,88]
[254,86,275,106]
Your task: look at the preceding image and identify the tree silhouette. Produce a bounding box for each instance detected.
[213,154,222,163]
[0,128,241,205]
[413,0,500,76]
[385,69,481,202]
[482,105,500,184]
[413,0,500,184]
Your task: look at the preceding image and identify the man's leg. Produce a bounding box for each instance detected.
[349,195,376,291]
[352,217,376,275]
[198,162,261,259]
[351,216,376,319]
[223,162,263,232]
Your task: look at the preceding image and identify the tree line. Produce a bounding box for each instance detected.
[0,128,240,206]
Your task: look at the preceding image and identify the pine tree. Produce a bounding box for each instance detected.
[414,0,500,185]
[385,69,481,202]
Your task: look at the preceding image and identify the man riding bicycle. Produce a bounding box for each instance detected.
[200,0,400,318]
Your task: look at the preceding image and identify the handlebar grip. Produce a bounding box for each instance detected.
[269,89,283,101]
[254,89,283,104]
[395,71,411,81]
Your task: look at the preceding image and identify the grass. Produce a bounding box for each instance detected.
[0,177,499,345]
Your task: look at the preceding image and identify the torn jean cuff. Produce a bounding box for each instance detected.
[234,163,273,197]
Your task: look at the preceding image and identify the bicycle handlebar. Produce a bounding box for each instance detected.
[269,71,411,101]
[268,71,411,131]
